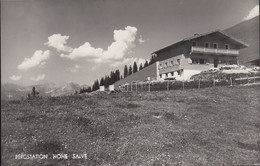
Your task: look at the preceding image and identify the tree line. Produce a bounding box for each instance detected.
[79,54,157,93]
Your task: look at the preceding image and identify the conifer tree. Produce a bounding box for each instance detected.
[124,65,128,78]
[139,63,143,70]
[133,62,138,73]
[100,77,105,86]
[128,65,132,75]
[144,60,149,67]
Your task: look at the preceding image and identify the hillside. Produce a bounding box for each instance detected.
[1,85,260,165]
[223,16,259,65]
[114,63,157,88]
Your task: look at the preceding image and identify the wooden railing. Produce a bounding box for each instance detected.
[191,46,239,55]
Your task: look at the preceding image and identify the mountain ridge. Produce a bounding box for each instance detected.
[1,82,89,100]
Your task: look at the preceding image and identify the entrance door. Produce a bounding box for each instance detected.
[214,59,219,67]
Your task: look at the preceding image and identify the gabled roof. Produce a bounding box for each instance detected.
[152,30,249,54]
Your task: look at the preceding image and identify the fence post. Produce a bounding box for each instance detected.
[148,82,150,92]
[182,81,184,90]
[230,77,232,86]
[198,79,200,89]
[167,80,169,91]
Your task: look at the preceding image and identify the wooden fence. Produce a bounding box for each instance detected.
[120,75,260,92]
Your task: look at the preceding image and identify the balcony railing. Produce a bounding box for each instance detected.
[159,65,183,74]
[191,46,239,56]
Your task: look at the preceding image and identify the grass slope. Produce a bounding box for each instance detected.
[1,85,260,165]
[114,63,157,88]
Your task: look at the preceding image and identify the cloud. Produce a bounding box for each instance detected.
[70,65,80,73]
[244,5,259,20]
[30,74,45,82]
[91,65,100,71]
[110,57,146,68]
[61,42,103,60]
[18,50,50,70]
[9,75,22,81]
[60,26,138,63]
[39,61,46,68]
[103,26,137,60]
[45,34,72,52]
[138,35,145,44]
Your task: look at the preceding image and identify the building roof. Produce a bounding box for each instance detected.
[152,30,249,54]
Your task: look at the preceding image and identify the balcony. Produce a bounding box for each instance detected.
[191,46,239,56]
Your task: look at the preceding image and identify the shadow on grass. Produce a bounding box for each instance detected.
[115,102,140,109]
[29,140,64,154]
[16,115,36,122]
[237,141,260,151]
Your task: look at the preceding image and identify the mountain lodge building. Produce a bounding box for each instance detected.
[152,30,248,80]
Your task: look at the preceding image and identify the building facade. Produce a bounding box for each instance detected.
[152,31,248,80]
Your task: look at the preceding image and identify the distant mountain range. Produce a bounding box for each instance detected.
[223,16,259,65]
[1,82,88,100]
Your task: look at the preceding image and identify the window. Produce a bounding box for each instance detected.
[205,42,209,48]
[165,62,167,67]
[170,61,173,66]
[192,58,207,64]
[225,44,229,49]
[199,59,206,64]
[192,41,197,46]
[213,43,218,49]
[192,58,199,64]
[177,59,180,65]
[160,74,162,78]
[165,73,168,77]
[177,70,183,76]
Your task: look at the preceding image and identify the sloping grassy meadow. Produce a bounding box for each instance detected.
[1,85,260,165]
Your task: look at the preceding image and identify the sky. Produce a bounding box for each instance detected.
[1,0,259,86]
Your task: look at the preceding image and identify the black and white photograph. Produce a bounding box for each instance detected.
[1,0,260,165]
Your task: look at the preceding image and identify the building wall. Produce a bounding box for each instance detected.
[157,53,238,80]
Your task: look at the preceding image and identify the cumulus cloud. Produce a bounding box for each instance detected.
[45,34,72,52]
[39,61,46,68]
[60,26,138,63]
[61,42,103,60]
[110,57,146,68]
[91,65,100,71]
[18,50,50,70]
[138,35,145,44]
[9,75,22,81]
[70,65,80,73]
[244,5,259,20]
[30,74,45,82]
[103,26,137,60]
